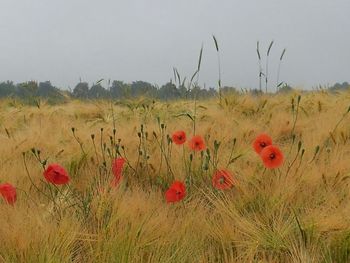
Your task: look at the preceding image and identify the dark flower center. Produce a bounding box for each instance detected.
[269,153,276,160]
[176,191,182,195]
[260,142,266,147]
[219,177,225,184]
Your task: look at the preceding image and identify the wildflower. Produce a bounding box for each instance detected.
[165,181,186,203]
[260,145,284,169]
[212,170,235,190]
[43,164,70,185]
[172,130,186,145]
[0,183,17,205]
[253,133,273,154]
[188,135,206,151]
[111,157,125,187]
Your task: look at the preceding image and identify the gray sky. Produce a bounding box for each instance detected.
[0,0,349,90]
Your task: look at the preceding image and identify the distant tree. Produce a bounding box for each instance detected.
[0,81,16,97]
[16,81,38,98]
[208,87,217,97]
[221,86,238,95]
[38,81,57,96]
[187,85,218,99]
[88,84,109,99]
[110,80,130,98]
[329,82,349,92]
[277,84,293,94]
[73,82,89,98]
[178,84,188,98]
[249,88,264,96]
[130,81,157,97]
[158,82,180,100]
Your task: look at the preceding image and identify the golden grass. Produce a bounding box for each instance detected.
[0,91,350,262]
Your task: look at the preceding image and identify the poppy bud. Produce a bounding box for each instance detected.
[152,131,157,138]
[297,95,301,103]
[297,141,302,152]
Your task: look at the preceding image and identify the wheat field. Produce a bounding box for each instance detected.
[0,91,350,263]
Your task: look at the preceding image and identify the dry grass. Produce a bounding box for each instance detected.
[0,91,350,262]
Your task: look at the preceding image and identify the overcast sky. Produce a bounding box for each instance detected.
[0,0,349,90]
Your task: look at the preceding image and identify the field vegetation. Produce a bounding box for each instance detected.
[0,91,350,262]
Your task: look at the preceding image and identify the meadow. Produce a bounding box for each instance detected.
[0,90,350,263]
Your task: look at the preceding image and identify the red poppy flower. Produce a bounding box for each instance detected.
[111,157,125,187]
[188,135,206,151]
[43,164,70,185]
[260,145,284,169]
[172,130,186,145]
[253,133,273,154]
[0,183,17,205]
[212,170,235,190]
[165,181,186,203]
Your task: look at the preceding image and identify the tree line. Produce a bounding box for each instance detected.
[0,80,348,103]
[0,80,238,102]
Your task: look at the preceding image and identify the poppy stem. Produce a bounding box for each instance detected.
[193,94,197,136]
[226,138,237,168]
[22,152,51,201]
[91,135,100,166]
[157,124,164,179]
[71,128,86,155]
[154,134,175,181]
[182,145,188,178]
[134,136,142,179]
[285,148,301,178]
[100,128,107,170]
[290,95,301,138]
[15,187,39,206]
[46,183,62,220]
[120,147,137,174]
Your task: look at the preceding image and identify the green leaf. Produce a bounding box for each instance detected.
[256,41,261,60]
[174,113,194,121]
[280,48,286,61]
[197,45,203,71]
[212,35,219,52]
[96,79,104,85]
[277,82,284,87]
[267,40,274,56]
[190,70,199,83]
[228,154,243,164]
